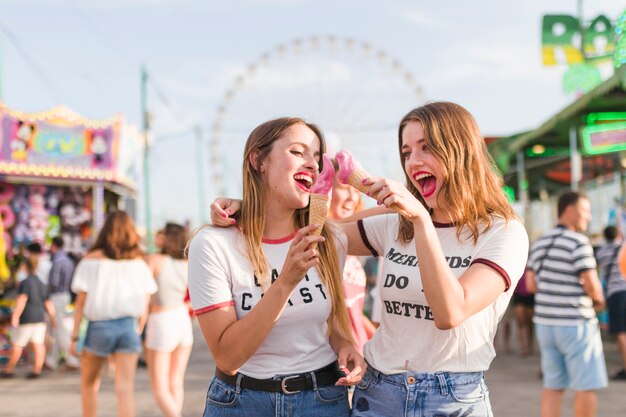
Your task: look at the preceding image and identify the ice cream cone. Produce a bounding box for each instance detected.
[309,193,330,236]
[347,168,372,194]
[336,149,372,194]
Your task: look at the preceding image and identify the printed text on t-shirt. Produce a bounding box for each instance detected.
[385,247,472,268]
[243,269,327,311]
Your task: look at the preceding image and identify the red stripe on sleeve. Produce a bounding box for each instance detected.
[194,300,235,315]
[471,258,511,291]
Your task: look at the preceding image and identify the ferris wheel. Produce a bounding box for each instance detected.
[208,35,426,198]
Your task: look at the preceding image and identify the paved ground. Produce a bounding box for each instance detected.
[1,321,624,417]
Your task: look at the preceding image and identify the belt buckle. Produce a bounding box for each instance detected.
[280,375,301,394]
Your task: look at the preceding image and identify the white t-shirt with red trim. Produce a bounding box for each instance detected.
[187,226,347,379]
[360,214,528,374]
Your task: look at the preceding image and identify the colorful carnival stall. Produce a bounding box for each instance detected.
[0,102,143,258]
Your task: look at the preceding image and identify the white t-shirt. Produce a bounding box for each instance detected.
[188,226,347,379]
[360,214,528,374]
[71,258,157,321]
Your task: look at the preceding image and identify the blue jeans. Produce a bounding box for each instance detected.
[202,374,349,417]
[352,365,493,417]
[83,317,141,357]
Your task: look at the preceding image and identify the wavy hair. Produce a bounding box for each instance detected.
[240,117,352,340]
[159,222,188,259]
[397,102,516,244]
[90,211,143,260]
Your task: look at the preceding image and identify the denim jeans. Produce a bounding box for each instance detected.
[202,373,349,417]
[352,365,493,417]
[83,317,141,357]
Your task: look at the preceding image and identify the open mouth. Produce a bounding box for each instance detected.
[294,173,313,192]
[413,172,436,198]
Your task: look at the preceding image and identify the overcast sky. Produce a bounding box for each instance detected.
[1,0,623,230]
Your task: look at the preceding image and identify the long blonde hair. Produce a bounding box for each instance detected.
[397,102,516,243]
[239,117,352,340]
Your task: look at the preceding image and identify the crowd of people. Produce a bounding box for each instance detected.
[0,101,625,417]
[0,215,194,417]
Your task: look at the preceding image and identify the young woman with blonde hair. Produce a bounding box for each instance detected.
[212,102,529,416]
[188,117,364,417]
[70,211,157,417]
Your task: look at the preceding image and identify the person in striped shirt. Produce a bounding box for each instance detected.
[527,191,607,417]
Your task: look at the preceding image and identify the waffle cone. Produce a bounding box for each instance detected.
[348,169,371,194]
[309,193,330,236]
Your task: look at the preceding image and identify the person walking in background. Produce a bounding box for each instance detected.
[600,225,626,380]
[189,117,364,417]
[1,257,56,379]
[70,211,157,417]
[527,191,607,417]
[45,236,79,371]
[25,242,52,286]
[146,223,192,417]
[328,159,376,354]
[513,269,535,356]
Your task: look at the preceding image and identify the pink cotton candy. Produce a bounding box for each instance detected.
[310,154,334,196]
[335,149,361,184]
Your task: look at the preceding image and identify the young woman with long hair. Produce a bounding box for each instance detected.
[188,117,364,417]
[70,211,156,417]
[146,223,192,417]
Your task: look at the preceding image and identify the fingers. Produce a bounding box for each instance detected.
[367,178,395,203]
[282,228,325,280]
[335,347,366,386]
[293,224,322,243]
[294,241,322,266]
[335,365,363,386]
[210,201,230,226]
[210,201,236,227]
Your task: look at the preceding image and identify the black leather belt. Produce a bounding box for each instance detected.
[215,362,344,394]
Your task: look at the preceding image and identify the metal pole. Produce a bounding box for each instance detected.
[0,32,3,100]
[141,65,154,252]
[195,125,207,225]
[92,181,105,233]
[570,125,581,191]
[620,152,626,203]
[516,150,530,230]
[577,0,585,59]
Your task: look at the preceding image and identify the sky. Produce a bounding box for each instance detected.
[0,0,624,231]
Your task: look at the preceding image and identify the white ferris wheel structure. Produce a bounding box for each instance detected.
[208,35,426,199]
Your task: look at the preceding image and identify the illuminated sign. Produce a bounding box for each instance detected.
[0,116,115,169]
[542,14,615,66]
[582,121,626,155]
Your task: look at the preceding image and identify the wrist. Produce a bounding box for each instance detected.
[273,274,299,292]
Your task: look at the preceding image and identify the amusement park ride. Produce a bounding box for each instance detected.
[207,35,426,198]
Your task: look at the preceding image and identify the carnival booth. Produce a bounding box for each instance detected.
[0,102,143,258]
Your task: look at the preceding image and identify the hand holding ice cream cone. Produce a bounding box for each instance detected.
[336,149,411,216]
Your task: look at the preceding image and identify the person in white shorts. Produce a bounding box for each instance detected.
[146,222,192,417]
[1,257,56,379]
